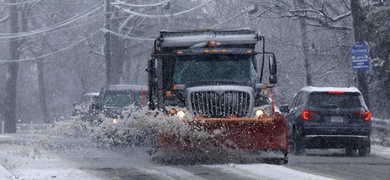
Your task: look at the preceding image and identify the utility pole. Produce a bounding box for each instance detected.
[104,0,111,85]
[351,0,370,109]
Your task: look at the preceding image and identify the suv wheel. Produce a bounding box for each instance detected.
[345,146,356,156]
[292,129,305,155]
[358,142,371,156]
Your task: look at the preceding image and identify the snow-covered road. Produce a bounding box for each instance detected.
[0,116,389,180]
[0,134,329,180]
[1,133,390,180]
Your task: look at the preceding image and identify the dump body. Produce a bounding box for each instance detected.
[147,28,288,163]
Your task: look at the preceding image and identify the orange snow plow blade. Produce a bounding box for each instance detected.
[157,113,289,159]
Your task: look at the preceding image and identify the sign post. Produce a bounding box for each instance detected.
[350,41,369,72]
[350,41,370,109]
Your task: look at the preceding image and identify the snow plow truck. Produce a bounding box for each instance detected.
[147,28,288,164]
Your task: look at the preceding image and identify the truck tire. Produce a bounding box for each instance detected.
[358,142,371,156]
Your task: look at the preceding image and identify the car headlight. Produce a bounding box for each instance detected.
[112,118,118,124]
[176,110,186,119]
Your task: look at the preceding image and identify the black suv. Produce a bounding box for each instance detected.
[93,84,149,123]
[280,86,371,156]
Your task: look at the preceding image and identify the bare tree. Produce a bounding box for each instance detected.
[294,0,312,86]
[105,0,211,85]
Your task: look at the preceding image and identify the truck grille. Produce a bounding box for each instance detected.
[190,91,250,118]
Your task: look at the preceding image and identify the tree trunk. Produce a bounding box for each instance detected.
[4,0,19,133]
[104,0,112,85]
[294,0,312,86]
[110,31,125,84]
[351,0,370,109]
[28,47,50,124]
[37,60,49,123]
[104,0,125,85]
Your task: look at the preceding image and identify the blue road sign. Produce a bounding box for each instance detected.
[350,41,369,72]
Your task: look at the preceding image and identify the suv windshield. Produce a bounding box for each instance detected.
[308,92,362,108]
[103,90,147,107]
[173,54,257,84]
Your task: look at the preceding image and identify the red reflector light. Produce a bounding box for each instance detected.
[328,91,344,95]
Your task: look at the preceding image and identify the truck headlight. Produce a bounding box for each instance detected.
[253,106,273,118]
[168,107,186,119]
[255,109,265,117]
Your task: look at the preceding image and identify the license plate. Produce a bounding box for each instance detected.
[331,116,343,122]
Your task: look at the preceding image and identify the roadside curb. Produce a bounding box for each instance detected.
[0,164,13,180]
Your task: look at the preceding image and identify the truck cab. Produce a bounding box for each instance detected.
[147,28,277,118]
[147,28,288,164]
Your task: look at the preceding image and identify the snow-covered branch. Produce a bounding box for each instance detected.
[113,0,172,8]
[0,15,8,23]
[116,0,214,18]
[108,30,155,41]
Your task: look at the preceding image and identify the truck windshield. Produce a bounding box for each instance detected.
[173,54,257,84]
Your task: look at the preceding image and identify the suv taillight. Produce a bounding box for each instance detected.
[364,111,371,121]
[301,110,320,121]
[353,111,371,121]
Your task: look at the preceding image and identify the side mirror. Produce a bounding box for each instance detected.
[268,56,277,84]
[269,75,277,84]
[269,56,277,76]
[280,104,289,113]
[92,103,100,109]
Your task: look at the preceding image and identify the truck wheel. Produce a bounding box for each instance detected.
[358,142,371,156]
[292,130,305,155]
[283,153,288,164]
